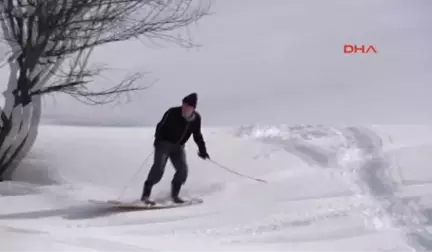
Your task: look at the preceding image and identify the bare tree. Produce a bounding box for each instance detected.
[0,0,211,180]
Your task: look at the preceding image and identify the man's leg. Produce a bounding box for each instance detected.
[141,142,171,201]
[169,145,188,202]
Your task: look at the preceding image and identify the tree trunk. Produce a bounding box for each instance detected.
[0,57,42,180]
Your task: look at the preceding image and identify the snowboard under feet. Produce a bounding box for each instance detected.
[88,197,203,210]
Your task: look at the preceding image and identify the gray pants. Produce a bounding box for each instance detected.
[143,141,188,197]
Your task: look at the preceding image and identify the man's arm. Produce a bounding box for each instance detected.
[193,115,207,155]
[154,108,171,142]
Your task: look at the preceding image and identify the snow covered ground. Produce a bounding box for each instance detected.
[1,124,432,251]
[0,0,431,250]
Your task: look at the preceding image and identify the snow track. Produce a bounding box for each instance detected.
[240,125,432,251]
[345,127,432,251]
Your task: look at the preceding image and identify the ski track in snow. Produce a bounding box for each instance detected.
[1,125,432,250]
[237,124,432,251]
[345,127,432,251]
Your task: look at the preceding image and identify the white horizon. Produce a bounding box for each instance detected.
[0,0,430,127]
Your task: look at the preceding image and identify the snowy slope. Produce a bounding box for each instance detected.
[1,124,432,251]
[0,0,431,250]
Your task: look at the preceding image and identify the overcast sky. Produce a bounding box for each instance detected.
[1,0,431,126]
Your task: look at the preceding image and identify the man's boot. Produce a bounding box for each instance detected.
[171,183,185,204]
[141,182,155,205]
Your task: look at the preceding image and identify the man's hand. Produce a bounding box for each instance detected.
[198,151,210,160]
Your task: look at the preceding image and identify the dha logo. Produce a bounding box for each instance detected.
[344,44,377,54]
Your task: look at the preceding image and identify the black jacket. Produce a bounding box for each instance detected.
[154,106,207,154]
